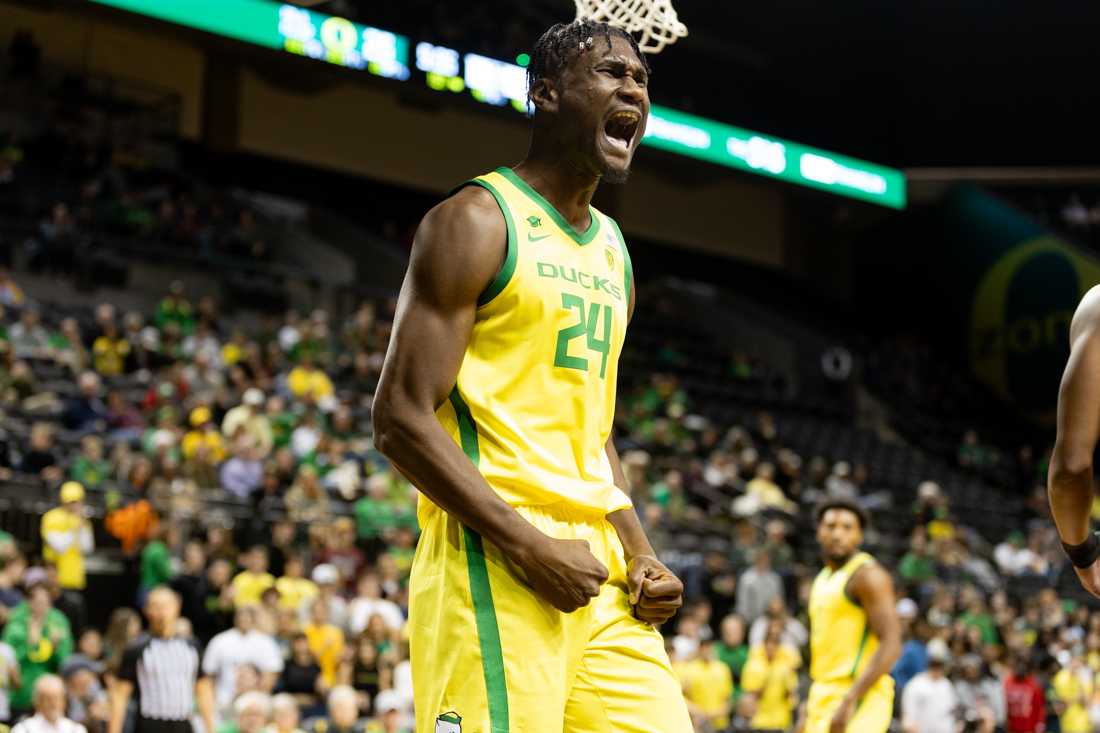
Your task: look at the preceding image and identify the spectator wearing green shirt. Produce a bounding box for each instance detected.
[649,469,687,519]
[3,583,73,715]
[155,281,195,336]
[142,407,182,463]
[265,396,297,450]
[899,531,936,587]
[633,373,690,418]
[138,526,174,607]
[70,435,110,490]
[959,596,999,646]
[384,527,416,582]
[716,614,750,703]
[354,475,397,556]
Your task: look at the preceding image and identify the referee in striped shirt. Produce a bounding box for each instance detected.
[108,587,216,733]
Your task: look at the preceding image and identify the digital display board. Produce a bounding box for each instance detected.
[416,42,464,93]
[89,0,409,79]
[87,0,905,208]
[644,105,906,209]
[463,53,529,113]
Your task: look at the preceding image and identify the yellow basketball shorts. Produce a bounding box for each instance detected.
[408,502,693,733]
[804,678,894,733]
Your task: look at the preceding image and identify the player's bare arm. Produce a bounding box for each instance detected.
[601,278,684,624]
[1050,285,1100,596]
[606,437,683,625]
[829,562,901,733]
[373,186,608,613]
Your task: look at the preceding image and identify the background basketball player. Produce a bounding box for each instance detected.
[800,499,900,733]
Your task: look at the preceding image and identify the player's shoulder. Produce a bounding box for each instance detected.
[1072,285,1100,339]
[419,184,504,244]
[847,555,892,592]
[408,182,508,298]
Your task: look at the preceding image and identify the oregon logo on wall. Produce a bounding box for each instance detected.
[970,235,1100,425]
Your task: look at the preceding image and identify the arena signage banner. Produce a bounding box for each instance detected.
[88,0,907,209]
[962,203,1100,425]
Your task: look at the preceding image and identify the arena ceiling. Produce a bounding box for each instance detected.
[300,0,1100,171]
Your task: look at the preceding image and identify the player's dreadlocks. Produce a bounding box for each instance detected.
[526,19,650,109]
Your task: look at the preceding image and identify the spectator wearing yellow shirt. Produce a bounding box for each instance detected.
[740,629,800,732]
[232,547,276,609]
[679,638,734,731]
[1052,656,1092,733]
[41,482,94,634]
[287,356,334,403]
[303,599,344,688]
[222,330,249,367]
[275,555,318,612]
[41,482,93,592]
[92,322,130,376]
[183,407,228,464]
[737,463,797,516]
[222,389,274,458]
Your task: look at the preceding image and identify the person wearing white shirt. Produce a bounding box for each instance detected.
[748,597,808,650]
[202,607,283,711]
[901,649,959,733]
[994,532,1037,576]
[347,575,403,635]
[0,639,21,721]
[13,675,86,733]
[391,654,414,731]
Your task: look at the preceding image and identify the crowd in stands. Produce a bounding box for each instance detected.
[1,116,278,273]
[0,259,1094,733]
[0,270,413,729]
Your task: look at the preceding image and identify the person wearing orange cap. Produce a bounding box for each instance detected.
[41,482,94,632]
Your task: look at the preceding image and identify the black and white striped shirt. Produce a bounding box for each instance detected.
[119,634,206,721]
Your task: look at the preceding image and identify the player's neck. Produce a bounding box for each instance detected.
[824,553,853,570]
[512,154,600,230]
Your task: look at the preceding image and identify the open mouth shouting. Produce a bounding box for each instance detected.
[602,108,642,156]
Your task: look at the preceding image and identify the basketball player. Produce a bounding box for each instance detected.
[372,18,692,733]
[1049,286,1100,595]
[799,499,900,733]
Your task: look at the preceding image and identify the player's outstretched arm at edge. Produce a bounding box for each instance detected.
[828,562,901,733]
[372,186,608,614]
[1049,285,1100,596]
[604,279,684,625]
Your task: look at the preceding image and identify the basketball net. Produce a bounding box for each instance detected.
[573,0,687,54]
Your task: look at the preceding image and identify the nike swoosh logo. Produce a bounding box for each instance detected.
[528,232,551,242]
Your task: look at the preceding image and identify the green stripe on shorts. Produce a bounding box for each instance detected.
[449,385,510,732]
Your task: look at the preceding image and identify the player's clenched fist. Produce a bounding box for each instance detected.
[627,554,683,625]
[515,536,610,613]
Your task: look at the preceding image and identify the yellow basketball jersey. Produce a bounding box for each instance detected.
[809,552,879,684]
[423,167,634,524]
